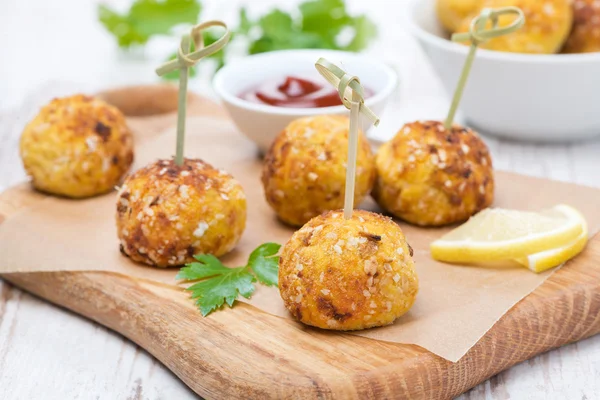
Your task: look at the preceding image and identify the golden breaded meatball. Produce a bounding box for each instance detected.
[457,0,573,54]
[279,210,418,331]
[262,115,376,227]
[116,158,246,268]
[373,121,494,227]
[20,94,134,198]
[437,0,484,32]
[563,0,600,53]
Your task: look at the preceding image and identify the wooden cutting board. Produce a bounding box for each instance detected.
[2,85,600,400]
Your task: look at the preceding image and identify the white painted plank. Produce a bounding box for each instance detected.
[0,282,196,400]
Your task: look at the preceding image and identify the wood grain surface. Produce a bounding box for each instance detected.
[1,85,600,399]
[2,240,600,399]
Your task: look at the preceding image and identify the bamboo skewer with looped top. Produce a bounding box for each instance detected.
[156,21,231,166]
[444,7,525,130]
[315,58,380,220]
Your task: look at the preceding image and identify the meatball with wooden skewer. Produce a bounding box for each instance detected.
[279,210,418,331]
[116,158,246,267]
[373,121,494,227]
[456,0,573,54]
[375,8,522,226]
[278,59,419,331]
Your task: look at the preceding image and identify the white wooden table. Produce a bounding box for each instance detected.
[1,0,600,399]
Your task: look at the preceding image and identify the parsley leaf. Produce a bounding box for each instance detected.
[344,14,378,52]
[177,243,281,316]
[299,0,350,42]
[177,254,227,280]
[98,0,377,75]
[98,0,201,48]
[246,0,376,56]
[259,9,294,38]
[248,243,281,286]
[185,266,255,316]
[297,0,378,52]
[249,9,324,55]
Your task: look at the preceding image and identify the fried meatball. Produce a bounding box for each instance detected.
[563,0,600,53]
[456,0,573,54]
[373,121,494,227]
[20,94,134,198]
[279,210,418,331]
[116,158,246,268]
[437,0,484,32]
[262,115,376,227]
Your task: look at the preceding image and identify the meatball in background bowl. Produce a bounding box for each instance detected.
[408,0,600,142]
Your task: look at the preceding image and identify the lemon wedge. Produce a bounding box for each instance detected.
[515,207,588,273]
[431,205,585,263]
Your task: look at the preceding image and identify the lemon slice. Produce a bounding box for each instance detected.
[431,205,585,263]
[515,207,588,273]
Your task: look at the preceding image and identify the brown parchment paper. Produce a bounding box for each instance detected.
[1,117,600,362]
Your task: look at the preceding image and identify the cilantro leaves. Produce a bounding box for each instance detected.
[176,243,281,316]
[98,0,202,48]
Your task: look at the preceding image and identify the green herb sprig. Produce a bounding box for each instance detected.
[98,0,377,79]
[176,243,281,316]
[247,0,377,55]
[98,0,202,48]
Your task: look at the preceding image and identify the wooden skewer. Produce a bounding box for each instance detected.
[155,21,231,166]
[315,59,380,219]
[344,91,361,219]
[444,7,525,129]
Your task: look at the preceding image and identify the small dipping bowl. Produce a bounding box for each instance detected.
[213,49,398,153]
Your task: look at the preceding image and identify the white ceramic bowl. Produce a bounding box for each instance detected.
[407,0,600,142]
[213,49,398,153]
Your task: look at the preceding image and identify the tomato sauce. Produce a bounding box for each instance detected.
[240,76,371,108]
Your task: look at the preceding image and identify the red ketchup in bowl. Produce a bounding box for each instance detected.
[240,76,372,108]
